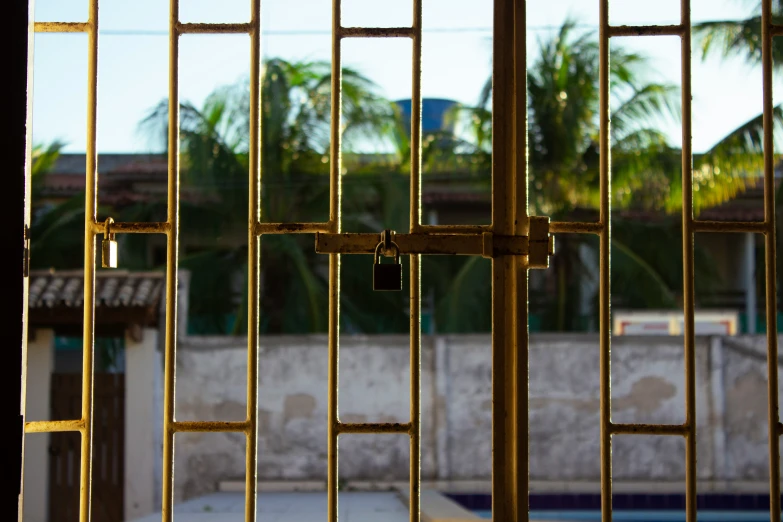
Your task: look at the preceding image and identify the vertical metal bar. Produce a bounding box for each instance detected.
[491,0,519,520]
[410,0,423,232]
[409,254,421,522]
[328,0,342,519]
[598,0,612,519]
[409,2,423,521]
[329,0,342,234]
[15,0,34,518]
[246,0,262,519]
[680,2,697,521]
[761,1,782,520]
[162,0,180,519]
[513,0,529,519]
[79,1,100,520]
[327,253,340,522]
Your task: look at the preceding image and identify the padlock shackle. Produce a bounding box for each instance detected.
[374,241,400,264]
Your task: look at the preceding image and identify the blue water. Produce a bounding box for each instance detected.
[474,511,774,521]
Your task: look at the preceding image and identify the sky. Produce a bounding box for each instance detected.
[31,0,776,155]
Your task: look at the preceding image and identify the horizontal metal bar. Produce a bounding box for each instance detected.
[171,420,251,433]
[339,26,416,38]
[255,222,330,235]
[34,21,90,33]
[550,221,603,234]
[608,24,685,37]
[611,423,688,436]
[177,22,253,34]
[26,419,85,433]
[315,232,533,256]
[693,220,768,233]
[772,24,783,37]
[412,224,491,234]
[337,422,412,434]
[91,221,170,234]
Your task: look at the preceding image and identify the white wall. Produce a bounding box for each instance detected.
[169,333,783,500]
[23,329,54,522]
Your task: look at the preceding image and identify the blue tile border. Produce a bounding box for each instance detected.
[445,493,783,512]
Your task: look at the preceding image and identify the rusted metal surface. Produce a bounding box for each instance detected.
[693,220,767,233]
[255,222,330,234]
[177,22,252,34]
[90,220,170,234]
[25,419,85,433]
[314,232,545,257]
[171,420,251,433]
[336,422,412,435]
[339,27,415,38]
[610,423,689,436]
[608,24,685,37]
[34,22,89,33]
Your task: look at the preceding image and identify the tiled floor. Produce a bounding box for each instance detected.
[131,491,410,522]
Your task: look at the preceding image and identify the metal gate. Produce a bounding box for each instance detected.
[15,1,783,522]
[49,373,124,522]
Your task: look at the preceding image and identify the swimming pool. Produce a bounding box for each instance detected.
[473,510,775,521]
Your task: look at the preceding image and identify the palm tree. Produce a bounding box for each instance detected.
[29,141,93,270]
[434,19,736,332]
[694,1,783,323]
[139,58,403,334]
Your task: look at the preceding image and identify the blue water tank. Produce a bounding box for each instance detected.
[395,98,458,135]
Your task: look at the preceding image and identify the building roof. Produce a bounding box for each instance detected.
[28,270,164,334]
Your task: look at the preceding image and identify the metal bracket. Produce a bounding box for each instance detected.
[315,217,554,268]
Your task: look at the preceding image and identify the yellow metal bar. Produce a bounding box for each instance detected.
[339,27,415,38]
[25,419,85,433]
[762,2,782,521]
[246,1,262,520]
[409,253,422,522]
[598,0,612,519]
[78,4,99,521]
[513,0,530,517]
[693,220,767,234]
[413,224,490,234]
[491,0,520,520]
[34,21,89,33]
[177,22,253,34]
[327,253,339,522]
[550,221,602,235]
[162,0,180,519]
[315,232,531,256]
[255,222,330,234]
[607,24,685,37]
[680,2,697,522]
[336,422,412,434]
[171,421,250,433]
[90,221,170,234]
[328,0,342,519]
[409,2,423,520]
[610,423,688,436]
[329,0,342,235]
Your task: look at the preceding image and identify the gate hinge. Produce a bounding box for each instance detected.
[23,225,30,278]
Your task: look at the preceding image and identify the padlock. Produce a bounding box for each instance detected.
[102,217,118,269]
[373,241,402,291]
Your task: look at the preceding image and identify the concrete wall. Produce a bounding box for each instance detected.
[171,333,783,501]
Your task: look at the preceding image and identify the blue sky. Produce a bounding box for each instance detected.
[32,0,774,154]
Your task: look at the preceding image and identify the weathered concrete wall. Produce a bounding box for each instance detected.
[171,334,782,500]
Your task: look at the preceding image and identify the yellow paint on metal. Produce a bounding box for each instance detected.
[21,2,783,522]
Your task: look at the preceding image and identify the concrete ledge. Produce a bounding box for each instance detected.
[397,489,480,522]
